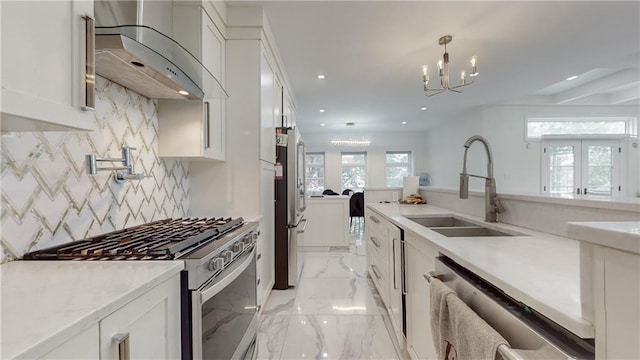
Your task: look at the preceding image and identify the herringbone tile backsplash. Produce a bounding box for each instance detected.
[1,77,189,262]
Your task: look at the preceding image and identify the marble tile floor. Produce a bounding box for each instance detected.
[256,229,404,360]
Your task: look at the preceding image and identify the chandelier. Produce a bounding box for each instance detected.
[421,35,478,97]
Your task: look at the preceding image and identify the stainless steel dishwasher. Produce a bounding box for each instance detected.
[426,256,595,360]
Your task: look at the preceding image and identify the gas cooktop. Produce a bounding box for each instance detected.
[23,217,245,261]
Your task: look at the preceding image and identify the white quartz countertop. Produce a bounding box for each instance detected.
[567,221,640,255]
[367,203,594,339]
[0,260,184,359]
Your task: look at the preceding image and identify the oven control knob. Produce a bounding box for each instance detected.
[251,232,259,240]
[222,250,233,263]
[242,234,254,246]
[233,241,245,253]
[208,257,224,271]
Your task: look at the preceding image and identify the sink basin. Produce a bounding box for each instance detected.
[404,216,477,228]
[431,227,522,237]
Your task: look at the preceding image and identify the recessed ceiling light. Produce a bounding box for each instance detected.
[320,123,325,126]
[319,109,325,113]
[420,107,427,111]
[178,90,189,96]
[566,75,578,81]
[317,74,325,80]
[402,121,407,125]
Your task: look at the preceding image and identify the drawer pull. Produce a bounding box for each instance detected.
[112,333,130,360]
[369,215,380,224]
[370,236,381,248]
[371,265,382,280]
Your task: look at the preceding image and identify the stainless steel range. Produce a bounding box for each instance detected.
[24,217,259,360]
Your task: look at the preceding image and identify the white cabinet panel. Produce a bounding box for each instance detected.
[260,49,277,164]
[1,0,96,131]
[39,324,98,359]
[406,231,438,360]
[258,161,275,309]
[594,247,640,359]
[303,197,349,247]
[99,274,181,359]
[160,6,225,161]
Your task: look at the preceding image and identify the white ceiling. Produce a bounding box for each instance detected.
[227,1,640,134]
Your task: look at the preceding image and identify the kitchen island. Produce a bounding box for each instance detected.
[365,202,595,359]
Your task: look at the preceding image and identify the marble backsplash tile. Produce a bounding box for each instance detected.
[1,77,189,262]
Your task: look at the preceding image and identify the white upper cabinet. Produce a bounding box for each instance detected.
[158,5,226,161]
[260,48,277,164]
[1,0,96,132]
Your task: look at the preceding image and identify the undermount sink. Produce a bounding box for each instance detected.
[404,215,477,228]
[431,226,522,237]
[403,215,528,237]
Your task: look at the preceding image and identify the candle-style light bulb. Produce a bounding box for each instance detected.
[470,56,477,67]
[437,59,444,70]
[422,65,428,76]
[460,71,466,81]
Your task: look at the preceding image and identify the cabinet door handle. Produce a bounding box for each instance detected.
[371,265,382,280]
[401,239,408,295]
[112,333,130,360]
[576,188,581,195]
[204,101,211,149]
[369,215,380,224]
[370,236,380,248]
[257,278,261,286]
[82,15,95,112]
[392,238,398,289]
[584,188,588,195]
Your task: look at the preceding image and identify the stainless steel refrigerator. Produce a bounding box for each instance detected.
[274,127,306,289]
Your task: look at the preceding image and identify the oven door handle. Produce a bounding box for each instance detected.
[200,249,255,303]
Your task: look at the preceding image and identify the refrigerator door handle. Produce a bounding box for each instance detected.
[297,140,306,213]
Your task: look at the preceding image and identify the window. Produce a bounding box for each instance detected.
[341,152,366,192]
[526,117,636,140]
[385,151,412,186]
[305,152,325,193]
[542,140,622,199]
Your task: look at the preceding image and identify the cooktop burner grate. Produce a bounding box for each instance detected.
[23,217,244,260]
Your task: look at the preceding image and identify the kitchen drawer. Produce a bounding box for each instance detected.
[368,246,389,305]
[367,210,388,238]
[367,229,389,269]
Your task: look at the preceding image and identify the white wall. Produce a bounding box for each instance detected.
[424,104,640,197]
[301,131,428,192]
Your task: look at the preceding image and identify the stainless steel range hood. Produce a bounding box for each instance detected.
[94,0,226,100]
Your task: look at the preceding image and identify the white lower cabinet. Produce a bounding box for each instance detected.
[39,324,99,359]
[100,274,182,359]
[406,231,438,360]
[387,222,404,349]
[365,209,404,349]
[36,273,181,360]
[257,161,275,310]
[593,247,640,359]
[100,274,181,359]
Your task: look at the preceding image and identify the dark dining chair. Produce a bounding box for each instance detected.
[349,192,365,230]
[342,189,354,196]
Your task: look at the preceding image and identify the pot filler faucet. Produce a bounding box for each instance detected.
[86,146,147,183]
[459,135,504,223]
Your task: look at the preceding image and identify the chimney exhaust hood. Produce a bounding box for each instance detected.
[94,0,226,101]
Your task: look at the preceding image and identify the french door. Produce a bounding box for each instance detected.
[542,140,622,199]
